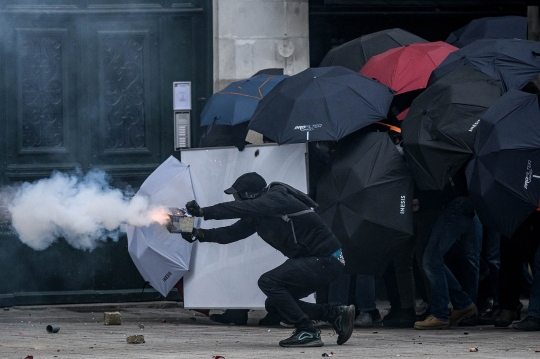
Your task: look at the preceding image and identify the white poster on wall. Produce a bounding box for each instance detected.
[181,143,314,309]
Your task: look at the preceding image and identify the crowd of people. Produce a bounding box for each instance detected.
[179,126,540,348]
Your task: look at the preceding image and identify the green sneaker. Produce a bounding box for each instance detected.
[278,329,324,347]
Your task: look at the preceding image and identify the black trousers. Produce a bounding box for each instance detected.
[498,212,540,310]
[258,255,344,328]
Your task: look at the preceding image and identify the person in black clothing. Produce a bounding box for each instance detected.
[181,172,355,348]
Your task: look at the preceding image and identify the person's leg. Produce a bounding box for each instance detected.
[416,202,475,329]
[484,229,501,304]
[448,215,481,305]
[327,273,351,305]
[383,236,417,328]
[258,255,354,346]
[383,261,401,310]
[354,275,377,326]
[413,207,444,310]
[209,309,249,325]
[512,232,540,330]
[418,209,457,323]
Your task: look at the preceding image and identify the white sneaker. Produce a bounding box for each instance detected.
[354,312,373,327]
[313,320,331,328]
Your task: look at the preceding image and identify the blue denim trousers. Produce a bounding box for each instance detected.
[528,244,540,319]
[446,215,482,304]
[422,198,477,321]
[328,274,376,312]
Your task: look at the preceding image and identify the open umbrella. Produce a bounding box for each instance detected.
[248,66,394,144]
[401,66,501,190]
[446,16,527,48]
[466,89,540,238]
[126,156,196,297]
[317,132,414,275]
[359,41,458,121]
[319,28,427,72]
[428,39,540,93]
[200,74,288,126]
[252,68,284,77]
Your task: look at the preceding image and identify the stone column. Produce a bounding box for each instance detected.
[213,0,309,91]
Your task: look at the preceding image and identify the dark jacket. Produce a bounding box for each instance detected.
[199,185,341,259]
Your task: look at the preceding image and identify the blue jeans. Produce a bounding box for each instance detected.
[447,215,482,304]
[328,274,376,312]
[422,198,476,321]
[528,244,540,319]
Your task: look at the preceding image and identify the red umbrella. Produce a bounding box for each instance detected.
[359,41,458,120]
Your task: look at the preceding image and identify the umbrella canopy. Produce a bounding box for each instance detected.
[317,132,414,275]
[199,122,249,149]
[200,74,288,126]
[319,28,427,72]
[359,41,458,120]
[402,66,501,191]
[446,16,528,48]
[428,39,540,93]
[126,156,196,297]
[248,66,394,144]
[252,68,284,77]
[466,89,540,238]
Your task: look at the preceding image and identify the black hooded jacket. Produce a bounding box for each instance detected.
[199,185,341,259]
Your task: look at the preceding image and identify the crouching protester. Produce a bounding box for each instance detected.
[181,172,355,348]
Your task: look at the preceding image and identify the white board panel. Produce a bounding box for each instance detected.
[181,143,314,309]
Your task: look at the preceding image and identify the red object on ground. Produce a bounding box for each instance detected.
[359,41,457,120]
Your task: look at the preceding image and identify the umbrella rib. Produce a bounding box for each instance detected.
[217,91,261,100]
[258,76,276,99]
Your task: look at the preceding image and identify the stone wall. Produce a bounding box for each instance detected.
[213,0,310,91]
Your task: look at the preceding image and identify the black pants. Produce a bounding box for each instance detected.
[258,255,344,328]
[498,212,540,310]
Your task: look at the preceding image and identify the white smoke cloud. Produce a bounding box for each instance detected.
[5,169,166,251]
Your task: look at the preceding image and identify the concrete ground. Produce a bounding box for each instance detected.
[0,301,539,359]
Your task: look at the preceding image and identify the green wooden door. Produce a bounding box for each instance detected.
[0,0,212,306]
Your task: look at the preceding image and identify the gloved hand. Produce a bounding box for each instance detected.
[186,200,203,217]
[181,228,204,243]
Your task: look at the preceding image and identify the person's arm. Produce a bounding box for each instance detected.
[202,186,291,221]
[199,218,257,244]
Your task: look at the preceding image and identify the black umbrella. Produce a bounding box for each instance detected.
[402,66,501,191]
[428,39,540,93]
[317,132,414,275]
[199,122,249,149]
[319,28,427,72]
[446,16,528,48]
[466,89,540,238]
[248,66,394,144]
[252,68,284,77]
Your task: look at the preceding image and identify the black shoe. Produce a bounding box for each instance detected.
[209,309,248,326]
[368,308,382,323]
[512,316,540,331]
[278,329,324,347]
[457,313,478,327]
[258,313,282,326]
[331,305,355,345]
[494,303,523,328]
[383,308,416,328]
[478,306,501,325]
